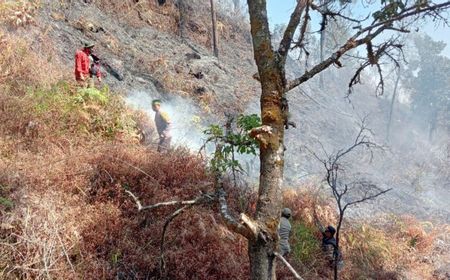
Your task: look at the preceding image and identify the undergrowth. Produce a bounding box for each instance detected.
[291,222,321,264]
[31,83,138,139]
[0,23,448,280]
[0,185,13,210]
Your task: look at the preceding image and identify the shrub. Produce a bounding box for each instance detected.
[0,184,13,211]
[26,82,139,141]
[75,87,109,105]
[81,146,250,279]
[345,224,397,271]
[291,222,321,263]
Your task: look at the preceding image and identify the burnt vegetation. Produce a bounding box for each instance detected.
[0,1,450,280]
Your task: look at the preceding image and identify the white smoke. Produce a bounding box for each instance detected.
[125,89,262,184]
[125,90,206,151]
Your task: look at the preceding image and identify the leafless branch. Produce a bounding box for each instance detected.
[127,186,216,276]
[292,0,311,51]
[286,1,450,92]
[159,205,192,278]
[125,190,213,211]
[310,2,369,26]
[375,62,384,96]
[331,122,381,165]
[274,252,305,280]
[348,38,404,95]
[217,187,260,240]
[348,61,370,94]
[343,187,392,211]
[278,0,308,65]
[309,117,391,279]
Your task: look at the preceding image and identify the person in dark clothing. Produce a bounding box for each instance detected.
[278,208,292,256]
[89,53,102,85]
[321,225,344,269]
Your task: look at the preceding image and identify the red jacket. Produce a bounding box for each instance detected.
[75,49,90,80]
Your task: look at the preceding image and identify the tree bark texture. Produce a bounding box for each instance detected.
[247,0,290,279]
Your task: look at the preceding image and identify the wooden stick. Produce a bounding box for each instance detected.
[274,252,305,280]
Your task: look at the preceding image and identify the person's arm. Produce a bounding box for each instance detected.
[160,112,171,138]
[313,206,326,233]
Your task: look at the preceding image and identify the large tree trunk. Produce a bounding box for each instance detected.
[247,0,286,279]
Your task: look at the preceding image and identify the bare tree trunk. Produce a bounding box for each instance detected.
[334,212,344,280]
[247,68,285,279]
[386,66,401,142]
[318,0,327,88]
[210,0,219,57]
[319,29,325,88]
[177,0,187,39]
[247,0,288,278]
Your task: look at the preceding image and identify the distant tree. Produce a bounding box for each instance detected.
[404,34,450,141]
[386,65,401,142]
[315,0,352,87]
[309,119,391,280]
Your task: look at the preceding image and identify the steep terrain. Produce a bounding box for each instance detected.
[1,0,449,279]
[36,0,259,114]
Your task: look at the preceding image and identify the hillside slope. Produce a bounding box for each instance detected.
[1,1,449,279]
[34,0,259,114]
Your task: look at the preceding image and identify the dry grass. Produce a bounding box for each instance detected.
[0,18,448,280]
[1,191,83,279]
[280,185,448,280]
[0,32,150,279]
[0,0,40,27]
[0,32,62,94]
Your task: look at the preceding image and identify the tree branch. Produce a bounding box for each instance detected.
[332,120,381,163]
[159,205,192,278]
[293,0,311,52]
[286,1,450,92]
[274,252,305,280]
[125,190,213,211]
[278,0,307,65]
[247,0,277,81]
[218,187,258,240]
[343,187,392,211]
[310,3,368,24]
